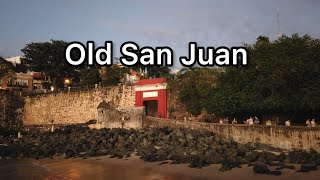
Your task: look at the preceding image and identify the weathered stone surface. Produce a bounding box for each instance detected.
[91,106,144,130]
[24,86,135,125]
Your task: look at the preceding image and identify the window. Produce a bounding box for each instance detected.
[7,78,13,86]
[21,80,28,87]
[6,78,29,87]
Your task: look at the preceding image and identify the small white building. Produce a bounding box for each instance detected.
[5,56,22,66]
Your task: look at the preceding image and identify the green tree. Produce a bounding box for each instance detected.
[21,40,81,88]
[177,68,220,115]
[130,65,171,78]
[100,65,130,86]
[206,34,320,122]
[0,57,15,79]
[79,66,101,86]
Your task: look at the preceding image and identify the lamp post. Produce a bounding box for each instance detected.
[64,78,71,86]
[64,78,71,88]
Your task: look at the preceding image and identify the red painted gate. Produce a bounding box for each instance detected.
[134,78,167,118]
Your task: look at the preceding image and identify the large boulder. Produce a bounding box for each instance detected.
[253,162,270,174]
[297,164,318,173]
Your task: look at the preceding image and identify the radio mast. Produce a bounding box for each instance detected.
[277,8,281,38]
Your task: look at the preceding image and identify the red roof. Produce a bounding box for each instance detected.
[33,73,43,79]
[130,71,138,76]
[136,78,166,85]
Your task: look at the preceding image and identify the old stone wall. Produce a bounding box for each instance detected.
[116,107,145,129]
[23,82,207,125]
[89,107,145,130]
[23,85,135,125]
[145,117,320,152]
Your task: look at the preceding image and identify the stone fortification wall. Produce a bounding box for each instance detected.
[23,86,135,125]
[145,117,320,152]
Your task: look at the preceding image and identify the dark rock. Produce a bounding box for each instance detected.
[205,150,223,164]
[0,145,9,157]
[254,142,282,152]
[237,145,249,157]
[244,142,257,151]
[159,161,170,165]
[219,158,241,172]
[288,150,311,164]
[125,154,131,158]
[268,161,285,167]
[109,154,117,158]
[245,151,260,162]
[215,146,225,154]
[156,152,167,161]
[234,156,248,165]
[277,153,287,162]
[269,171,282,176]
[1,125,307,175]
[276,165,295,170]
[310,148,319,155]
[65,149,75,158]
[63,126,73,134]
[189,155,208,168]
[285,165,295,169]
[253,162,270,174]
[95,149,109,156]
[297,164,318,173]
[142,153,157,162]
[258,151,279,164]
[78,152,87,157]
[170,154,191,164]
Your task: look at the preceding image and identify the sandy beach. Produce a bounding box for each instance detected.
[0,155,319,180]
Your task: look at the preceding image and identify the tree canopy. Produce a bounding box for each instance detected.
[21,40,82,88]
[176,68,220,115]
[0,56,15,79]
[79,66,101,86]
[100,65,130,86]
[205,34,320,122]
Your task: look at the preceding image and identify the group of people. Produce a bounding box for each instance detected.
[243,116,260,125]
[217,117,317,127]
[219,116,260,125]
[306,119,317,127]
[219,117,239,124]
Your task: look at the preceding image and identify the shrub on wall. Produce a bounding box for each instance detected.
[176,68,220,116]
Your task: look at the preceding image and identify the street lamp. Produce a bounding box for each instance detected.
[64,78,71,89]
[64,78,71,85]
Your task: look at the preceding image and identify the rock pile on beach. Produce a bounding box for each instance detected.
[0,125,319,175]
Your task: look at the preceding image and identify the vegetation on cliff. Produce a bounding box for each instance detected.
[175,34,320,123]
[0,56,15,79]
[174,68,220,115]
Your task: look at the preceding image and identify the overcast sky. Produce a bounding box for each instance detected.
[0,0,319,67]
